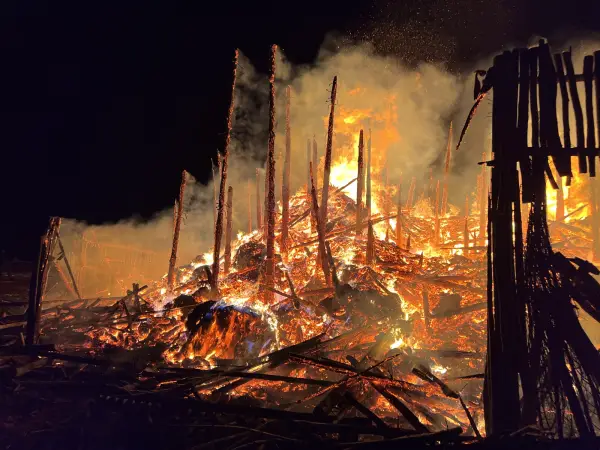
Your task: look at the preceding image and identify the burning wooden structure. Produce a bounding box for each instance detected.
[2,42,600,448]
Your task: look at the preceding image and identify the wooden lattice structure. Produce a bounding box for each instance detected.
[463,40,600,438]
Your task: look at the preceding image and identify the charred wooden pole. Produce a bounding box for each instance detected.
[310,162,331,284]
[224,186,234,275]
[264,159,269,236]
[212,158,220,229]
[173,200,178,235]
[356,130,365,235]
[434,179,441,247]
[584,55,600,258]
[281,85,292,258]
[406,177,416,213]
[563,50,586,173]
[366,127,373,219]
[320,76,337,228]
[442,122,453,216]
[211,49,239,291]
[478,153,488,246]
[168,170,187,293]
[312,137,318,191]
[26,217,61,346]
[366,219,375,265]
[256,168,262,230]
[247,179,252,233]
[264,44,278,303]
[396,176,403,249]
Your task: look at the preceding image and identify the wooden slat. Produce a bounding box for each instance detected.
[583,55,596,176]
[563,50,587,173]
[554,53,574,183]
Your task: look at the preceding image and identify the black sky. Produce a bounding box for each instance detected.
[1,0,599,259]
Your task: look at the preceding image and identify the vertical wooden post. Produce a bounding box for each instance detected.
[563,50,586,173]
[306,138,311,193]
[310,162,331,285]
[224,186,234,275]
[26,217,61,346]
[281,85,292,258]
[366,219,375,265]
[479,153,488,246]
[211,49,239,291]
[247,179,252,233]
[256,169,262,230]
[396,176,403,249]
[264,44,277,303]
[312,137,318,192]
[405,177,416,213]
[168,170,187,293]
[554,53,572,185]
[212,158,219,230]
[320,76,337,228]
[442,122,453,216]
[366,128,372,219]
[583,55,599,258]
[356,130,365,236]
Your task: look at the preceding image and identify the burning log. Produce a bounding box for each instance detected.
[366,127,373,219]
[212,157,219,229]
[256,168,262,230]
[167,170,187,293]
[26,217,60,345]
[281,85,292,258]
[211,49,239,291]
[356,130,365,235]
[310,162,331,285]
[224,186,234,275]
[320,76,337,228]
[264,44,278,304]
[396,176,403,249]
[311,137,319,233]
[442,122,453,216]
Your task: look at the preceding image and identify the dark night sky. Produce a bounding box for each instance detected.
[1,0,599,259]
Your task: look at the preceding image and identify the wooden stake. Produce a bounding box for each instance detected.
[356,130,365,235]
[211,49,239,291]
[442,122,453,216]
[310,162,330,285]
[265,44,277,303]
[256,168,262,230]
[247,179,252,233]
[396,176,402,249]
[212,159,219,229]
[563,51,586,173]
[281,85,292,258]
[320,76,337,228]
[366,127,372,219]
[168,170,187,293]
[224,186,234,275]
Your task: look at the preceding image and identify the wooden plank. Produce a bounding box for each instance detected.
[563,50,587,173]
[554,53,574,182]
[583,55,596,176]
